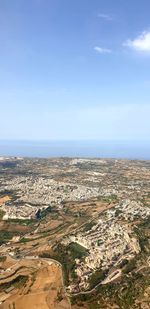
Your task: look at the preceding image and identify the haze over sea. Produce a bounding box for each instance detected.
[0,140,149,160]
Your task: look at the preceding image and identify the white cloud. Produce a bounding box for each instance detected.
[124,31,150,52]
[94,46,112,54]
[98,13,113,21]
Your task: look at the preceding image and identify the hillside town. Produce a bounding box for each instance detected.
[0,157,150,308]
[63,200,150,292]
[0,157,149,220]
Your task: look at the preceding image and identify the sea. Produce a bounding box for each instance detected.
[0,140,149,160]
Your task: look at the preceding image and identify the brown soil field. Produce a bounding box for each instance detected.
[0,256,16,270]
[37,219,63,233]
[65,199,117,218]
[0,258,70,309]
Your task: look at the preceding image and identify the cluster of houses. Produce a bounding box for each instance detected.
[0,176,100,219]
[65,199,150,292]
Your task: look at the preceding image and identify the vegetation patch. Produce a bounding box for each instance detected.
[0,209,5,220]
[97,195,119,204]
[67,242,89,259]
[122,258,136,274]
[0,255,6,263]
[89,269,107,289]
[8,218,36,226]
[0,275,28,292]
[83,221,96,232]
[0,230,19,245]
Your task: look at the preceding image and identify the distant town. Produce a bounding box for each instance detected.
[0,157,150,309]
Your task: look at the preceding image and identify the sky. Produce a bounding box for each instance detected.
[0,0,150,141]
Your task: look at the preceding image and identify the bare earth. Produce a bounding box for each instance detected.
[0,258,70,309]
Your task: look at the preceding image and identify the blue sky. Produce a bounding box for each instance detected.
[0,0,150,141]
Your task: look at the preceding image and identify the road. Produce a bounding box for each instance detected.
[28,256,72,309]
